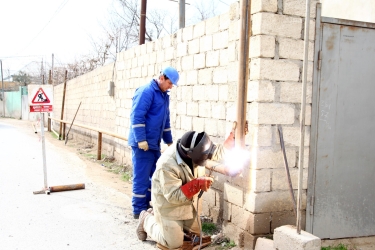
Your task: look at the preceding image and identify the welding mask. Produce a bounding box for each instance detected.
[180,131,217,166]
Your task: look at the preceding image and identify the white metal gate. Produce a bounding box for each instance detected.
[307,5,375,239]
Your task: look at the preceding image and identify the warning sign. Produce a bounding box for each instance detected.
[31,88,51,104]
[28,85,54,113]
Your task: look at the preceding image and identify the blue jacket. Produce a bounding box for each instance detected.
[128,79,173,150]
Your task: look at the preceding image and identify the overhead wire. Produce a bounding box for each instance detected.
[14,0,70,57]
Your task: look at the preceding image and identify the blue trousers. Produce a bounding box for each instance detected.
[131,147,161,215]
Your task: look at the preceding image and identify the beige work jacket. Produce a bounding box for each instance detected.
[151,143,226,221]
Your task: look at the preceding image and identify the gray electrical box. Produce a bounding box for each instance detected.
[108,81,114,96]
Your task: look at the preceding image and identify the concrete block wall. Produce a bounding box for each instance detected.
[201,0,318,249]
[52,1,319,249]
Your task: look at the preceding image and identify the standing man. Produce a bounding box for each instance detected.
[128,66,179,219]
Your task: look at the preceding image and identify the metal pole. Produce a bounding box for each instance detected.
[236,0,251,148]
[139,0,147,45]
[40,112,48,190]
[179,0,185,29]
[0,60,4,117]
[59,70,67,140]
[297,0,311,234]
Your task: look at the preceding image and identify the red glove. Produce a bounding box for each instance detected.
[181,177,214,199]
[223,132,235,149]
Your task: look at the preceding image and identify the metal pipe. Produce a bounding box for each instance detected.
[179,0,185,29]
[1,60,4,117]
[297,0,311,234]
[236,0,251,148]
[139,0,147,44]
[41,113,48,190]
[206,160,240,177]
[49,183,85,192]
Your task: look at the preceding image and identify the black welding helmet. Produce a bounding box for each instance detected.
[179,131,217,166]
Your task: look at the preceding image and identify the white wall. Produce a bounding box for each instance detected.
[321,0,375,23]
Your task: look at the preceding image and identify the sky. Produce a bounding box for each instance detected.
[0,0,236,80]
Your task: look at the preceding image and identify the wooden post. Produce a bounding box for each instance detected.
[97,132,102,160]
[59,70,67,140]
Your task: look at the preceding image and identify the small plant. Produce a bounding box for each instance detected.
[216,240,236,249]
[322,243,349,250]
[121,172,131,182]
[202,222,217,235]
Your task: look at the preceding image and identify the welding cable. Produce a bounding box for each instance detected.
[196,163,219,250]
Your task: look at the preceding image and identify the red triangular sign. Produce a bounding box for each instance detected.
[32,88,50,104]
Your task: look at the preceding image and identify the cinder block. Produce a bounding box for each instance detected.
[228,1,240,21]
[224,183,243,207]
[164,47,175,61]
[250,169,271,192]
[186,70,198,85]
[213,31,229,50]
[156,51,164,63]
[177,86,193,101]
[248,102,295,125]
[250,58,300,82]
[271,168,308,191]
[182,25,193,42]
[206,86,219,101]
[200,35,213,52]
[228,19,240,42]
[246,125,272,147]
[193,53,206,69]
[251,0,278,14]
[219,12,230,31]
[275,126,310,147]
[180,116,192,131]
[247,80,275,102]
[271,211,306,232]
[204,119,218,136]
[283,0,318,18]
[252,13,302,39]
[188,39,200,55]
[252,146,296,169]
[243,231,257,250]
[198,102,211,118]
[213,67,228,84]
[181,55,194,70]
[222,221,244,247]
[206,16,220,35]
[278,38,314,61]
[248,212,272,234]
[255,237,276,250]
[229,205,250,231]
[193,21,205,39]
[186,102,198,116]
[280,82,312,104]
[206,50,220,67]
[274,225,321,250]
[212,102,226,119]
[223,201,232,221]
[177,42,188,57]
[176,101,187,115]
[192,117,204,132]
[228,41,238,62]
[219,49,229,66]
[198,68,213,85]
[250,35,276,58]
[210,206,222,223]
[193,86,206,101]
[245,191,291,213]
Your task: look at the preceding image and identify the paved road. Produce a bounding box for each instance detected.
[0,118,156,250]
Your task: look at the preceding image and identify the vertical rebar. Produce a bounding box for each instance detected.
[297,0,311,234]
[1,60,4,117]
[236,0,251,148]
[59,70,67,140]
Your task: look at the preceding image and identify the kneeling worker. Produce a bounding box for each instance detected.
[136,130,236,249]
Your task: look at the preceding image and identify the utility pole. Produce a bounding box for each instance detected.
[0,59,4,117]
[139,0,147,45]
[51,53,54,85]
[179,0,185,29]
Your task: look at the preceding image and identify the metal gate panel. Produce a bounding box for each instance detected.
[308,12,375,239]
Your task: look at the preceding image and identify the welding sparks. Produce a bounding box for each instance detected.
[224,147,250,176]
